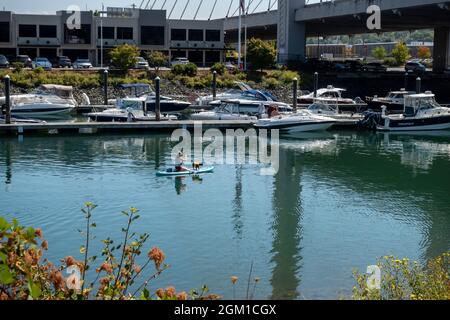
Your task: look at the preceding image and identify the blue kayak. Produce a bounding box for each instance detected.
[156,166,215,177]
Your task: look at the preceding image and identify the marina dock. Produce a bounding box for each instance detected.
[0,118,360,136]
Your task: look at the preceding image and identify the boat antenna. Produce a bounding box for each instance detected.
[194,0,204,20]
[208,0,218,20]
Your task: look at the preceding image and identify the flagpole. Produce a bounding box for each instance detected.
[238,4,242,70]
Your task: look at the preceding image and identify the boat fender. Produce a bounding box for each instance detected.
[81,93,91,106]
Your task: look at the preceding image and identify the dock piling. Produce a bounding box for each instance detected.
[293,78,298,112]
[314,72,319,98]
[155,76,161,122]
[3,75,11,124]
[103,69,109,106]
[404,72,408,90]
[212,71,217,100]
[416,77,421,94]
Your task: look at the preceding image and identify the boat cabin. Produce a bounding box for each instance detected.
[404,92,439,117]
[37,84,74,99]
[119,83,152,98]
[211,100,265,115]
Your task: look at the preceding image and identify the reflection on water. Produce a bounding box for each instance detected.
[0,131,449,299]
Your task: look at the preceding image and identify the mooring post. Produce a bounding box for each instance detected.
[314,72,319,98]
[103,69,108,106]
[293,77,298,112]
[4,75,11,124]
[155,76,161,122]
[404,72,408,90]
[416,77,421,94]
[212,71,217,100]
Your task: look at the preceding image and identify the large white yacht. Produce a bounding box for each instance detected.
[298,85,366,111]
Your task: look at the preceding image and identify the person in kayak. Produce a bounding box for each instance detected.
[175,149,189,172]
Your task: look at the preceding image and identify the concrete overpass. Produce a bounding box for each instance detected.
[222,0,450,72]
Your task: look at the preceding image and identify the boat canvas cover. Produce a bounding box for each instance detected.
[38,85,74,99]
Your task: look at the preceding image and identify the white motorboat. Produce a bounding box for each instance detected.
[377,92,450,132]
[255,110,335,133]
[87,97,177,122]
[0,84,76,119]
[190,100,262,121]
[195,82,253,106]
[298,85,366,111]
[307,102,364,121]
[366,89,415,113]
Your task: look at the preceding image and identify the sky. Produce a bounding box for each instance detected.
[0,0,280,20]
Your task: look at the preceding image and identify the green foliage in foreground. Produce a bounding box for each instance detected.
[352,253,450,300]
[246,38,277,72]
[109,44,140,71]
[0,205,219,300]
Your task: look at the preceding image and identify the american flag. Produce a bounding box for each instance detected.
[240,0,246,13]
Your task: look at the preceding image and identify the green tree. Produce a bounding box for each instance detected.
[246,38,277,72]
[372,46,387,60]
[146,51,168,74]
[391,42,411,66]
[109,44,140,71]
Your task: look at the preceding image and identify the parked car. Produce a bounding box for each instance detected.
[73,59,93,69]
[171,57,189,67]
[53,56,72,68]
[135,57,149,69]
[14,55,32,68]
[0,55,10,68]
[32,57,52,70]
[345,60,363,72]
[333,61,349,71]
[362,62,387,72]
[405,61,426,73]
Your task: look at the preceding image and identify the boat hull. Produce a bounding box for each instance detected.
[256,121,335,133]
[378,115,450,131]
[145,102,191,114]
[11,104,74,119]
[366,100,404,113]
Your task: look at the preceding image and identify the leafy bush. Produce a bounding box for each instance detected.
[352,253,450,300]
[12,62,24,73]
[211,63,226,75]
[146,51,168,74]
[417,46,431,60]
[246,38,277,72]
[0,204,219,300]
[109,44,140,71]
[262,77,280,89]
[372,47,387,60]
[383,57,399,67]
[391,42,411,66]
[171,63,198,77]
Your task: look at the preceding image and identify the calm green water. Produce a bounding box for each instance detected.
[1,131,449,299]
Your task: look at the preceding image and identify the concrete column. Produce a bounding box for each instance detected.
[277,0,306,64]
[433,27,450,72]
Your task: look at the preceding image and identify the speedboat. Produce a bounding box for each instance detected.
[190,100,262,121]
[87,97,177,122]
[195,82,253,106]
[0,84,76,119]
[298,85,366,112]
[377,92,450,132]
[254,110,335,133]
[110,84,191,114]
[307,102,364,121]
[366,89,415,113]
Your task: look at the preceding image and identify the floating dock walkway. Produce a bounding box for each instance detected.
[0,119,360,136]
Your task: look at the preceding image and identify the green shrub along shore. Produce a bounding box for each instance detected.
[0,206,449,300]
[0,65,300,92]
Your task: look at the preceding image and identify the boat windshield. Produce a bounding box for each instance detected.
[117,99,144,110]
[404,95,440,116]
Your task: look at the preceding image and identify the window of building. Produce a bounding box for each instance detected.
[188,29,203,42]
[171,29,186,41]
[64,24,91,44]
[117,27,133,40]
[206,30,221,42]
[19,24,37,38]
[141,26,165,46]
[39,25,57,38]
[98,27,114,39]
[0,22,10,42]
